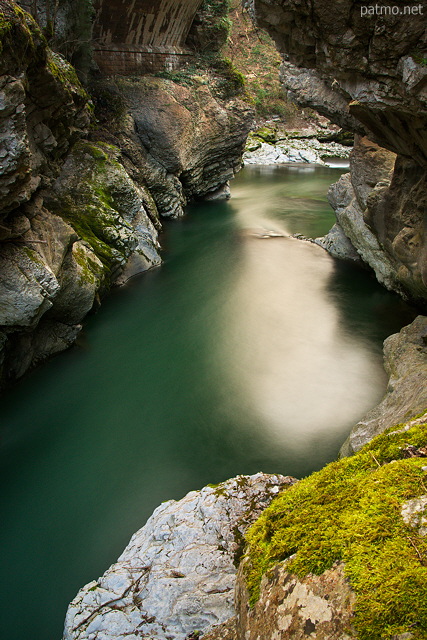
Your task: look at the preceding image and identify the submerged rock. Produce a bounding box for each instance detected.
[63,473,296,640]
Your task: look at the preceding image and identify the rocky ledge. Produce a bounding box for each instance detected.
[63,473,296,640]
[244,121,351,166]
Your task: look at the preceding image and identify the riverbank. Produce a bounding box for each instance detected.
[244,121,351,166]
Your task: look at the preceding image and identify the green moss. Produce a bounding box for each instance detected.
[0,2,46,69]
[411,50,427,66]
[252,127,277,144]
[72,243,101,286]
[46,50,89,101]
[191,0,232,52]
[244,411,427,639]
[222,5,297,120]
[153,54,245,100]
[47,141,131,275]
[22,246,44,264]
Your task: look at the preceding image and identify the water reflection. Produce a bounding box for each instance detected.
[220,198,386,449]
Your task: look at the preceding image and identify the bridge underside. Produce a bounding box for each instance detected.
[92,0,203,74]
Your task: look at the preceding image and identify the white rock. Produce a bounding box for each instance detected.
[63,473,296,640]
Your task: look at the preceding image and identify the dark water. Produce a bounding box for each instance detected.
[0,164,416,640]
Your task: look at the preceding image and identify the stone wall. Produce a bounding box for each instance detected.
[92,0,202,74]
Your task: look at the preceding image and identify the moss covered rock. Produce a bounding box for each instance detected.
[46,140,161,281]
[242,412,427,639]
[0,1,90,215]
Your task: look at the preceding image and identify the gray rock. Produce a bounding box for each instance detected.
[0,243,59,327]
[327,171,399,290]
[0,77,35,214]
[116,76,254,214]
[401,495,427,537]
[235,559,356,640]
[51,241,104,324]
[280,61,363,134]
[315,223,362,263]
[340,317,427,456]
[63,473,296,640]
[243,137,350,166]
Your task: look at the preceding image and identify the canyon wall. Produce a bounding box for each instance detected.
[248,0,427,305]
[0,1,252,388]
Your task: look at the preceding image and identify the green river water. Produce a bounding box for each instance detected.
[0,165,416,640]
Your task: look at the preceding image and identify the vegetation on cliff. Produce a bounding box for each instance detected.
[0,0,46,72]
[223,1,297,120]
[244,412,427,639]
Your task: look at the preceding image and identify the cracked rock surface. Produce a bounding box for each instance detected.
[63,473,296,640]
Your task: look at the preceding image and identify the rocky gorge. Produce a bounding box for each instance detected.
[0,0,253,388]
[1,1,427,639]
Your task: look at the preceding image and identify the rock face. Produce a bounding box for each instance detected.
[249,0,427,161]
[320,136,427,301]
[340,315,427,456]
[113,76,253,216]
[318,136,398,276]
[234,560,356,640]
[0,2,252,388]
[63,473,296,640]
[248,0,427,303]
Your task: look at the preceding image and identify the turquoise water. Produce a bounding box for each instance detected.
[0,165,416,640]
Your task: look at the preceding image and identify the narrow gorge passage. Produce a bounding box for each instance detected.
[0,165,416,640]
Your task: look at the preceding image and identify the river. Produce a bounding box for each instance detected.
[0,164,416,640]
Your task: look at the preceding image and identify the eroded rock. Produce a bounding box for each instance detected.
[341,316,427,455]
[63,473,296,640]
[107,76,254,217]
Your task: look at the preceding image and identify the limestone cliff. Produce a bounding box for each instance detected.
[247,0,427,304]
[0,1,252,388]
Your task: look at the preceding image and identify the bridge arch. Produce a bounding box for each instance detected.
[92,0,203,74]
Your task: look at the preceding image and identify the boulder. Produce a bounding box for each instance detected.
[235,560,356,640]
[63,473,296,640]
